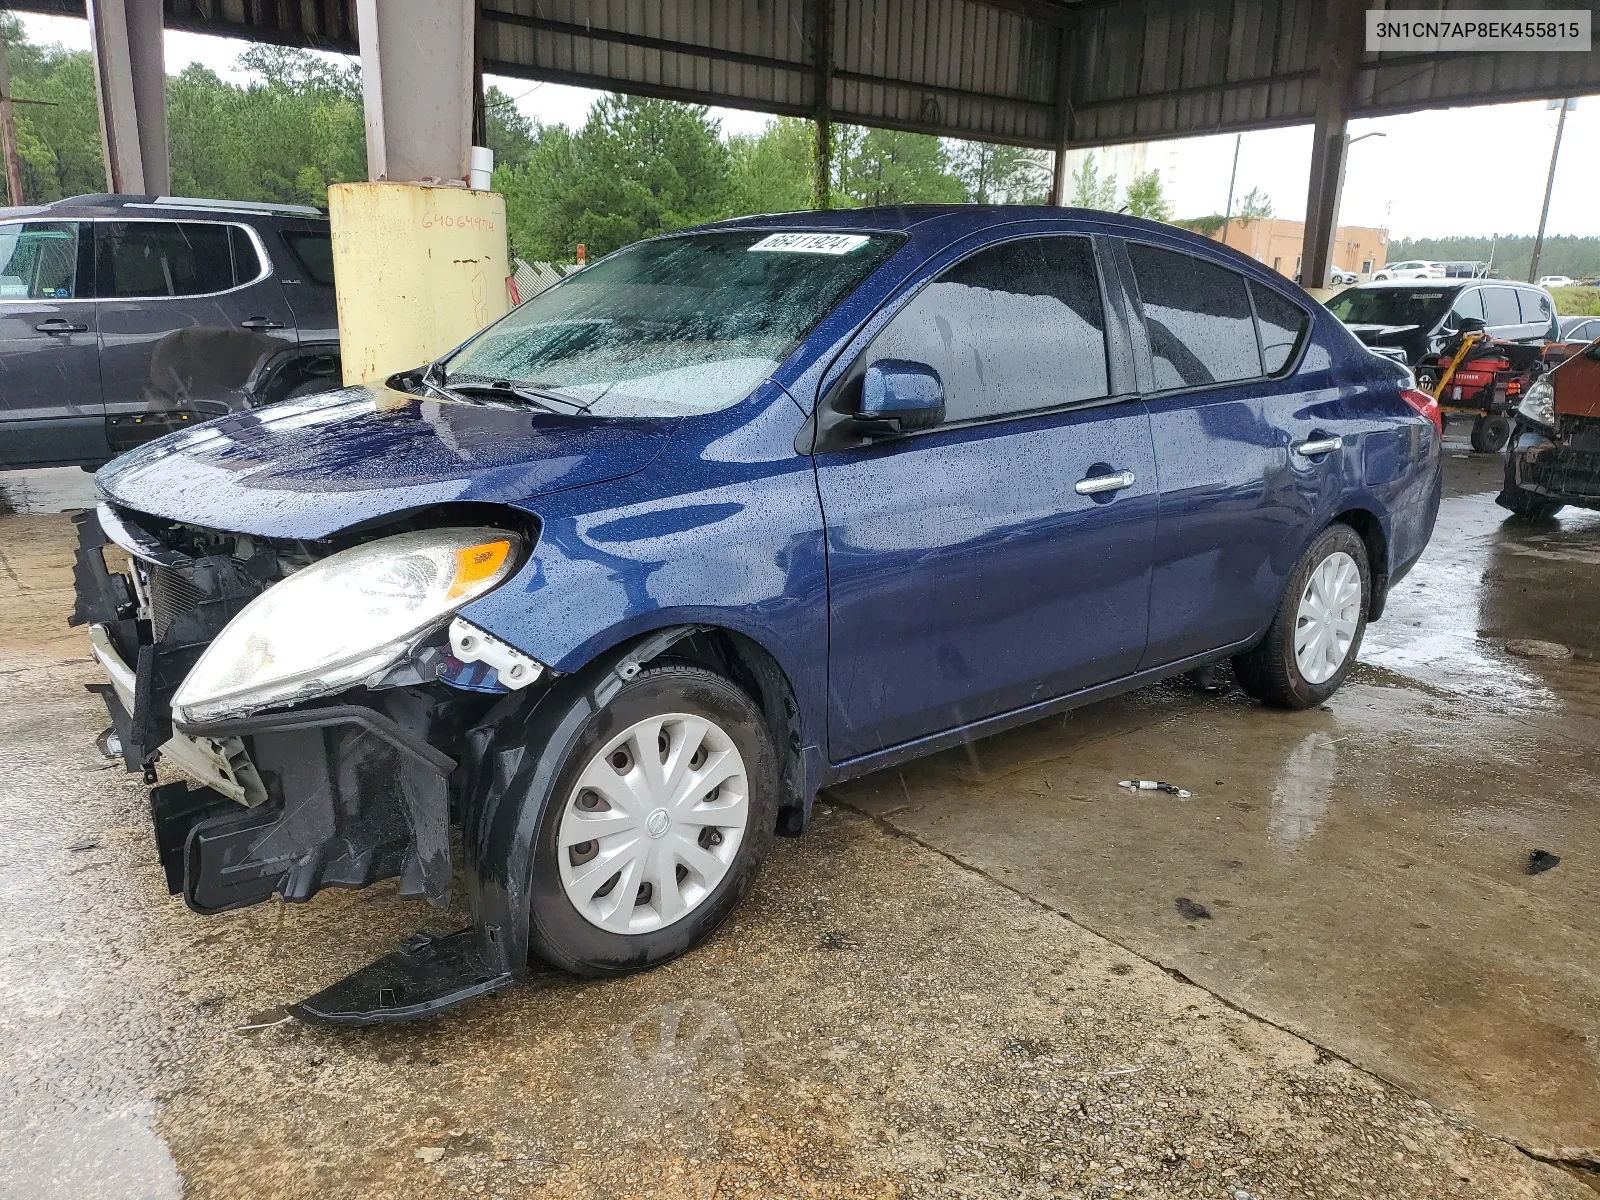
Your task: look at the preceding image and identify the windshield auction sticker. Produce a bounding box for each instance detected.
[1367,10,1589,52]
[748,233,872,255]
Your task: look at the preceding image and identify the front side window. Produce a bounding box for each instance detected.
[865,235,1109,424]
[1127,242,1259,389]
[97,221,238,298]
[1450,289,1484,324]
[444,230,901,417]
[0,221,81,300]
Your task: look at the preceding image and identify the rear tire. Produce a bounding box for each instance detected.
[524,664,778,977]
[1471,414,1512,453]
[1233,523,1371,710]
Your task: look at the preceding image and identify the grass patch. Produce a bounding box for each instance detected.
[1550,286,1600,317]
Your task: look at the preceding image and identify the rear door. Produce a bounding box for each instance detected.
[0,219,107,467]
[94,219,297,452]
[814,232,1159,762]
[1117,239,1328,668]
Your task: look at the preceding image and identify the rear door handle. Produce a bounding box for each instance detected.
[35,319,88,334]
[1294,436,1343,458]
[239,317,285,330]
[1074,469,1136,495]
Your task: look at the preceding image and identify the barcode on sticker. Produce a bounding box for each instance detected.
[748,232,871,255]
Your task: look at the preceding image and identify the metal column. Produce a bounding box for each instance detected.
[86,0,168,195]
[1299,0,1364,290]
[355,0,476,184]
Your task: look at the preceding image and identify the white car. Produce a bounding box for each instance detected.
[1331,267,1359,285]
[1539,275,1575,288]
[1373,260,1446,281]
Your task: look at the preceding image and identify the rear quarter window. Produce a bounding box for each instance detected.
[1249,283,1309,375]
[281,231,335,286]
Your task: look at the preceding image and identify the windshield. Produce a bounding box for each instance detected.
[442,230,902,417]
[1326,287,1454,328]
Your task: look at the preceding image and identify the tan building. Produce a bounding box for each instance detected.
[1204,218,1389,282]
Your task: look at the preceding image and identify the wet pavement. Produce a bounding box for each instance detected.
[1,449,1596,1199]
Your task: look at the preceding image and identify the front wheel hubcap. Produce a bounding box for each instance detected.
[1294,550,1362,685]
[558,713,749,935]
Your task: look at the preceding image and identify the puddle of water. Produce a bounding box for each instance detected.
[0,468,100,515]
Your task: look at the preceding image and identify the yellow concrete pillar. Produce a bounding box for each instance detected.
[327,182,510,386]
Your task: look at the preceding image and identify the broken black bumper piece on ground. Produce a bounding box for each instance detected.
[289,929,515,1025]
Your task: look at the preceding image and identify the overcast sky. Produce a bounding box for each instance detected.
[17,12,1599,240]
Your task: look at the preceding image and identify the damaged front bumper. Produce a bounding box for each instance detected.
[71,505,537,1024]
[1501,423,1600,511]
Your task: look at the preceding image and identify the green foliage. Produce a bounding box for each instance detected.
[1390,235,1600,284]
[1123,170,1169,221]
[1237,186,1273,223]
[834,125,965,207]
[483,85,537,169]
[498,95,734,261]
[1550,287,1600,318]
[947,139,1049,205]
[3,15,106,202]
[1070,152,1118,210]
[728,116,815,215]
[1176,214,1227,237]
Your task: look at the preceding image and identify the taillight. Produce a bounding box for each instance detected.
[1401,387,1442,435]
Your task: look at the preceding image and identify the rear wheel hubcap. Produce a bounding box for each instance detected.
[1294,550,1362,685]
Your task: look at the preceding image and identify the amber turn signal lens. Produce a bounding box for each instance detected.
[449,539,512,599]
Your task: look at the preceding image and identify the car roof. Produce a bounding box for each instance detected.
[0,193,326,221]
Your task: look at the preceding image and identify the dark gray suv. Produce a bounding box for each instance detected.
[0,194,342,469]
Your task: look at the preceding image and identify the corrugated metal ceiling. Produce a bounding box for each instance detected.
[13,0,1600,148]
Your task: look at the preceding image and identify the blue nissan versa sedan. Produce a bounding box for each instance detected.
[71,207,1442,1023]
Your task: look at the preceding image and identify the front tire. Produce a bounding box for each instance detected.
[1233,523,1371,710]
[525,664,778,977]
[1499,486,1565,521]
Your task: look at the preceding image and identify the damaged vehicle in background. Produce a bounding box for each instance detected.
[1500,335,1600,520]
[72,208,1442,1025]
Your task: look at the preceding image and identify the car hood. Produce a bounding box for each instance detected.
[1344,323,1423,346]
[96,384,675,540]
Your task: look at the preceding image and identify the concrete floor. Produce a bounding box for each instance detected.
[1,444,1596,1199]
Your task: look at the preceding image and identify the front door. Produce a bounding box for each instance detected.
[94,219,297,452]
[814,234,1159,763]
[0,219,106,467]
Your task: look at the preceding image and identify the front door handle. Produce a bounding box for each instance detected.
[1075,469,1136,495]
[1294,436,1343,458]
[35,319,88,334]
[239,317,285,330]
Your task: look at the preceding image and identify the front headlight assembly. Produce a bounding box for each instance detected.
[173,527,522,725]
[1517,378,1556,429]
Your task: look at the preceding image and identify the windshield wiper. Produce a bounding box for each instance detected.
[442,377,580,413]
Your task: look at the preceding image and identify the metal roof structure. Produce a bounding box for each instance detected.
[16,0,1600,150]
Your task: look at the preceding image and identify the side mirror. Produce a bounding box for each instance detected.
[854,360,944,438]
[1456,316,1487,333]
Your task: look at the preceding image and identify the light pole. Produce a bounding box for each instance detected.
[1529,99,1574,284]
[1323,130,1385,284]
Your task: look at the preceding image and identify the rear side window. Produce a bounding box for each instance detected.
[1249,283,1309,375]
[867,235,1109,423]
[0,221,82,299]
[1481,288,1521,327]
[282,231,334,285]
[1126,242,1259,389]
[1518,289,1553,326]
[229,226,263,282]
[97,222,239,298]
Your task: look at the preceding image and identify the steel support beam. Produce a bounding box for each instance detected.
[355,0,475,184]
[810,0,834,210]
[1300,0,1364,290]
[86,0,167,194]
[1048,22,1072,205]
